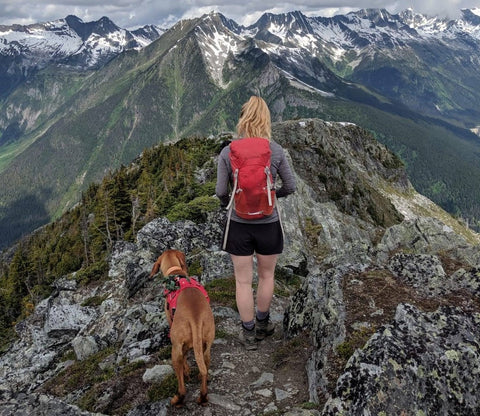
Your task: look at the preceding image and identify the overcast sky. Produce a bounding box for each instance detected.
[1,0,478,29]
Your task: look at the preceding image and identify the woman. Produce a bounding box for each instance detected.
[216,96,296,350]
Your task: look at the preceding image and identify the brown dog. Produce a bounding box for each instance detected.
[150,249,215,406]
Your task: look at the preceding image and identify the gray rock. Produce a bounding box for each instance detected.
[208,393,242,411]
[136,217,219,255]
[275,387,291,401]
[451,266,480,296]
[125,261,149,298]
[323,304,480,415]
[72,335,99,360]
[376,217,478,266]
[44,301,97,338]
[0,393,106,416]
[109,241,142,281]
[387,252,447,296]
[53,277,78,291]
[142,364,174,383]
[116,303,170,362]
[251,372,274,387]
[284,266,352,403]
[199,249,233,283]
[212,306,239,319]
[284,409,321,416]
[256,388,273,398]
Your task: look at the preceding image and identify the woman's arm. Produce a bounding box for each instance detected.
[215,148,231,207]
[275,148,296,198]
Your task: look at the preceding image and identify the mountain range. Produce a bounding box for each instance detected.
[0,15,164,97]
[1,8,480,249]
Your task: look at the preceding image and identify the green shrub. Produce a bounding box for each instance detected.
[147,374,178,402]
[75,260,109,286]
[167,195,219,223]
[205,278,237,309]
[81,294,109,307]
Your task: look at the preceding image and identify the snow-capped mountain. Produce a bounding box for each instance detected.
[0,15,164,96]
[245,7,480,47]
[189,8,480,124]
[235,7,480,70]
[0,15,164,67]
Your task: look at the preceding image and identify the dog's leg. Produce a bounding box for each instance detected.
[197,371,208,405]
[183,344,190,380]
[171,344,186,407]
[196,371,208,405]
[196,341,211,405]
[183,361,190,380]
[203,342,211,371]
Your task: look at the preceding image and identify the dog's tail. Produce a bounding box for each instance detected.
[191,321,208,376]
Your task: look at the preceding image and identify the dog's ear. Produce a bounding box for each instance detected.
[150,253,164,277]
[176,251,188,273]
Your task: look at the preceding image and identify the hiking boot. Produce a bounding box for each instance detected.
[239,326,257,350]
[255,315,275,340]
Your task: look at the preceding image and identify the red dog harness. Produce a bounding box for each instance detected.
[164,275,210,319]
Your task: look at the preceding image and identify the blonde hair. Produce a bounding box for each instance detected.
[236,96,271,140]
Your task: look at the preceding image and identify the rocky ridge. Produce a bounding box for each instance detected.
[1,119,480,415]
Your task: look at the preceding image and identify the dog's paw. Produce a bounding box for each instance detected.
[171,394,185,407]
[197,394,208,406]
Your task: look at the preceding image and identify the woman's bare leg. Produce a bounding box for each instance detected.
[231,254,254,322]
[256,253,278,313]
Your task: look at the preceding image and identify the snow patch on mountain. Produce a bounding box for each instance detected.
[0,24,82,56]
[283,71,334,97]
[310,20,351,50]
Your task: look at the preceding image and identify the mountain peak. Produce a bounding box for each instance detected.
[461,8,480,25]
[253,10,311,30]
[64,14,120,41]
[352,8,405,28]
[198,11,241,33]
[248,10,314,44]
[64,14,82,24]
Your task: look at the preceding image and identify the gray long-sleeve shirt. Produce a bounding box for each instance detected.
[215,139,296,224]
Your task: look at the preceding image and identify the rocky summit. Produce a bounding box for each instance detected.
[1,119,480,415]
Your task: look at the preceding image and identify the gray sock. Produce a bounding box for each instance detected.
[256,310,269,321]
[242,320,255,331]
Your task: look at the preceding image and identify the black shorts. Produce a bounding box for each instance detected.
[223,220,284,256]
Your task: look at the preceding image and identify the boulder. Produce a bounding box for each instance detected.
[142,364,174,383]
[323,304,480,415]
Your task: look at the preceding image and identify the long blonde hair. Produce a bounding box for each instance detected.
[236,96,271,140]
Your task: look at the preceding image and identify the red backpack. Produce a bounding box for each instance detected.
[227,137,275,219]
